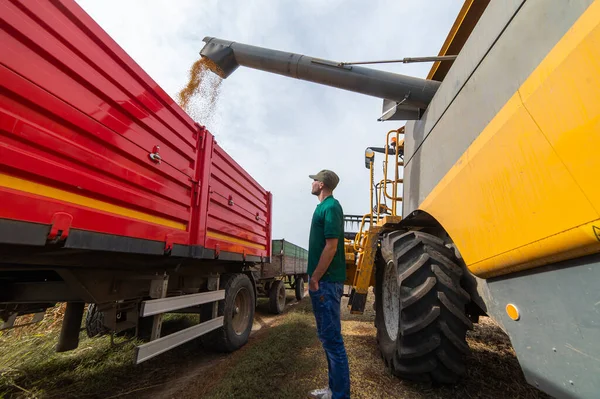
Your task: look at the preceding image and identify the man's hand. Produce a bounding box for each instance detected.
[309,277,319,292]
[309,238,338,292]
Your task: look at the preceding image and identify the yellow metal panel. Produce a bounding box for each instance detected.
[377,215,402,227]
[520,1,600,214]
[420,2,600,277]
[471,220,600,277]
[0,173,187,230]
[427,0,490,81]
[206,231,266,250]
[421,95,597,269]
[351,227,381,293]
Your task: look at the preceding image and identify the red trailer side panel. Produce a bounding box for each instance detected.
[0,0,271,260]
[195,132,270,260]
[0,0,196,247]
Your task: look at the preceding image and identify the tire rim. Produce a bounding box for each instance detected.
[232,287,251,335]
[278,284,286,306]
[383,260,400,340]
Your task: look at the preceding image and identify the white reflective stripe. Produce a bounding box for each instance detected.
[134,316,224,364]
[140,290,225,317]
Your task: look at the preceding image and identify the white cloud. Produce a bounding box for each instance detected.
[76,0,462,248]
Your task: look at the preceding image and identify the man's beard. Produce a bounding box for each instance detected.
[311,187,321,196]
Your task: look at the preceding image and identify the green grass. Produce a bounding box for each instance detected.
[1,329,136,398]
[196,300,324,399]
[0,311,200,399]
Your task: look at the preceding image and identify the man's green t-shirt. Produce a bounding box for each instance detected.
[308,195,346,283]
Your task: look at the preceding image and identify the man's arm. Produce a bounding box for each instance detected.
[309,237,338,291]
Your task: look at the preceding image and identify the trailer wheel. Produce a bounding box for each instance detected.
[268,279,286,314]
[202,273,255,352]
[376,231,473,384]
[295,276,305,301]
[85,304,108,338]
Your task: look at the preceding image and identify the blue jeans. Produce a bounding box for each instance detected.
[309,280,350,399]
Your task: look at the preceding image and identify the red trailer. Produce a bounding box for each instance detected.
[0,0,271,362]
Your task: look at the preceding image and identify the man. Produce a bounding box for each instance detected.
[307,169,350,399]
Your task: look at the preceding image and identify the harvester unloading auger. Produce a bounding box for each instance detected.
[199,37,440,120]
[198,7,600,396]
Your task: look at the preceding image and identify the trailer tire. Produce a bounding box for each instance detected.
[85,304,108,338]
[295,276,305,301]
[269,279,286,314]
[202,273,255,352]
[376,231,473,384]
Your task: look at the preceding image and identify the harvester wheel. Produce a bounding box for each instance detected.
[295,276,305,301]
[376,231,473,383]
[269,279,286,314]
[201,273,255,352]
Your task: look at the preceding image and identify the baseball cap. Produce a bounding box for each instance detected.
[309,169,340,190]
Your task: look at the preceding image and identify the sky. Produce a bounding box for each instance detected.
[76,0,463,249]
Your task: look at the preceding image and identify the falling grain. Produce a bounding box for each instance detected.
[177,57,223,128]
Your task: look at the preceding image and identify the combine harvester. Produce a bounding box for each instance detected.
[198,1,600,397]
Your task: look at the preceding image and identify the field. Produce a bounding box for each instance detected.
[0,291,549,399]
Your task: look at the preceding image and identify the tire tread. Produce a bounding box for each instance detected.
[376,231,472,384]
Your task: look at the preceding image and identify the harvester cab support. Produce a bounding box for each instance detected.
[346,128,405,314]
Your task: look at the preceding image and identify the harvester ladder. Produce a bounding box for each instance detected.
[348,128,405,314]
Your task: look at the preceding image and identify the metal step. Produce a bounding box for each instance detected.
[140,290,225,317]
[134,316,224,364]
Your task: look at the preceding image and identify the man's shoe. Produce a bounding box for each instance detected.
[308,387,332,399]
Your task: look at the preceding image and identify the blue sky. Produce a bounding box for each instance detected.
[76,0,463,248]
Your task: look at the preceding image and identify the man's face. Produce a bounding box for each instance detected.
[311,179,323,196]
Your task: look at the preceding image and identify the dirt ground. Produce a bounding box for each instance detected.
[0,290,550,399]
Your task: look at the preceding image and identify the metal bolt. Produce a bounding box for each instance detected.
[553,348,557,352]
[569,380,574,386]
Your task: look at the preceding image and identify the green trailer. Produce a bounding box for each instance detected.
[257,239,308,314]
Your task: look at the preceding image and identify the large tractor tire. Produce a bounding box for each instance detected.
[295,276,305,301]
[376,231,473,383]
[268,279,286,314]
[201,273,255,352]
